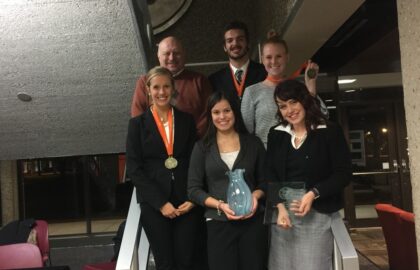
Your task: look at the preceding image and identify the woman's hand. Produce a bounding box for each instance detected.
[242,194,258,219]
[177,201,195,216]
[293,191,315,217]
[277,203,292,229]
[160,202,178,219]
[220,203,243,220]
[305,59,319,96]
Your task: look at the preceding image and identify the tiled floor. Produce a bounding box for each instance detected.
[350,227,389,270]
[48,220,387,270]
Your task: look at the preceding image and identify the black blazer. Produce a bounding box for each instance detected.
[126,107,197,210]
[188,133,266,221]
[209,60,267,100]
[265,123,352,213]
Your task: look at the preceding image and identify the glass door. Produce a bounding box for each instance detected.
[339,88,412,227]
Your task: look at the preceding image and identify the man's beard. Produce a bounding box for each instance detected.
[227,46,249,60]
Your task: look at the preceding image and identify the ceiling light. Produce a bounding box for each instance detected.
[17,92,32,102]
[338,79,356,84]
[345,89,356,93]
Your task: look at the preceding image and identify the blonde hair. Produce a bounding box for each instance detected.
[146,66,175,89]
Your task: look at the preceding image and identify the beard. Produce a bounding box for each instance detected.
[226,46,249,60]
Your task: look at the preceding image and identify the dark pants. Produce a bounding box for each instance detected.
[140,203,202,270]
[206,213,268,270]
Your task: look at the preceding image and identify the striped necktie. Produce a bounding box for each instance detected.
[235,69,243,84]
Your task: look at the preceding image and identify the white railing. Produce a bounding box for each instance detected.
[116,188,150,270]
[117,190,358,270]
[332,213,359,270]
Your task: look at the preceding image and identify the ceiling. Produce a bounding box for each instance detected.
[312,0,400,76]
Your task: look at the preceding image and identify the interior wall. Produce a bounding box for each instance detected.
[150,0,259,75]
[0,0,147,160]
[396,0,420,261]
[255,0,299,42]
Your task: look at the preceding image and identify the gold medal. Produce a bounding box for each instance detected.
[165,156,178,169]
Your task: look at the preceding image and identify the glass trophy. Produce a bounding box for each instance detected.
[264,181,306,225]
[226,169,253,216]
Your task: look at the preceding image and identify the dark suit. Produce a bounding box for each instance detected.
[126,107,201,270]
[209,60,267,101]
[188,134,268,270]
[265,123,352,213]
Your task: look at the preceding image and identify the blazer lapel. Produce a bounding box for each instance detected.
[244,61,257,87]
[145,109,167,155]
[232,134,247,169]
[210,141,230,171]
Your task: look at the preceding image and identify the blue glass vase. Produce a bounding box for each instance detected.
[226,169,253,216]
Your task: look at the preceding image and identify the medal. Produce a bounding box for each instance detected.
[151,106,177,170]
[165,156,178,169]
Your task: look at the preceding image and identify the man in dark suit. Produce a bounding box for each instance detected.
[209,21,267,102]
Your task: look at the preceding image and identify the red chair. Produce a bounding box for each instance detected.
[34,219,50,265]
[375,203,406,270]
[0,243,43,269]
[399,211,418,270]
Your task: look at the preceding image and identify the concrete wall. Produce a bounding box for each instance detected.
[255,0,299,41]
[0,0,147,160]
[396,0,420,262]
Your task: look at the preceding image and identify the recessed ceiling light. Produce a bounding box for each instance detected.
[338,79,357,84]
[17,92,32,102]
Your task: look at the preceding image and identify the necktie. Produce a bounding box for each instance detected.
[235,69,243,84]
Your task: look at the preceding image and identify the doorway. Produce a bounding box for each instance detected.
[338,87,411,227]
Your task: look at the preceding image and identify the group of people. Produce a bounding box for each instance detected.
[126,20,353,270]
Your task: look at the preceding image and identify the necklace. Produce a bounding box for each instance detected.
[294,132,307,140]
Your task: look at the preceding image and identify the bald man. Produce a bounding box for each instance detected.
[131,36,212,136]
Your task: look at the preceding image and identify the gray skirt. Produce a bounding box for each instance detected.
[268,210,338,270]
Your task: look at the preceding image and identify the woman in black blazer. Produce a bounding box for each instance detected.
[188,91,267,270]
[126,66,201,270]
[266,80,352,270]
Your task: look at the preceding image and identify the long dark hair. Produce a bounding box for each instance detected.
[274,80,327,131]
[202,91,248,148]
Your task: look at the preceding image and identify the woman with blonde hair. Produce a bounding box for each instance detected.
[126,66,201,270]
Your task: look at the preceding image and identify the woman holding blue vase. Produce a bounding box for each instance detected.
[188,91,267,270]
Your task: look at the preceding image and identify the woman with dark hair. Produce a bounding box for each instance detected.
[126,66,201,270]
[266,80,352,270]
[188,91,267,270]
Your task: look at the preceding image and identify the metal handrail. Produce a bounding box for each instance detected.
[116,188,150,270]
[332,213,359,270]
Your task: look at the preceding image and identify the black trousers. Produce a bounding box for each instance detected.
[140,203,202,270]
[206,213,268,270]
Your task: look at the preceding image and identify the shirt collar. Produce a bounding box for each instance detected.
[274,123,327,135]
[229,59,250,74]
[172,68,185,78]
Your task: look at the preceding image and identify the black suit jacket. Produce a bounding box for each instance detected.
[126,107,197,210]
[188,133,266,221]
[265,123,352,213]
[209,60,267,100]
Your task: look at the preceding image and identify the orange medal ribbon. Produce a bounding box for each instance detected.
[230,68,247,97]
[151,106,174,157]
